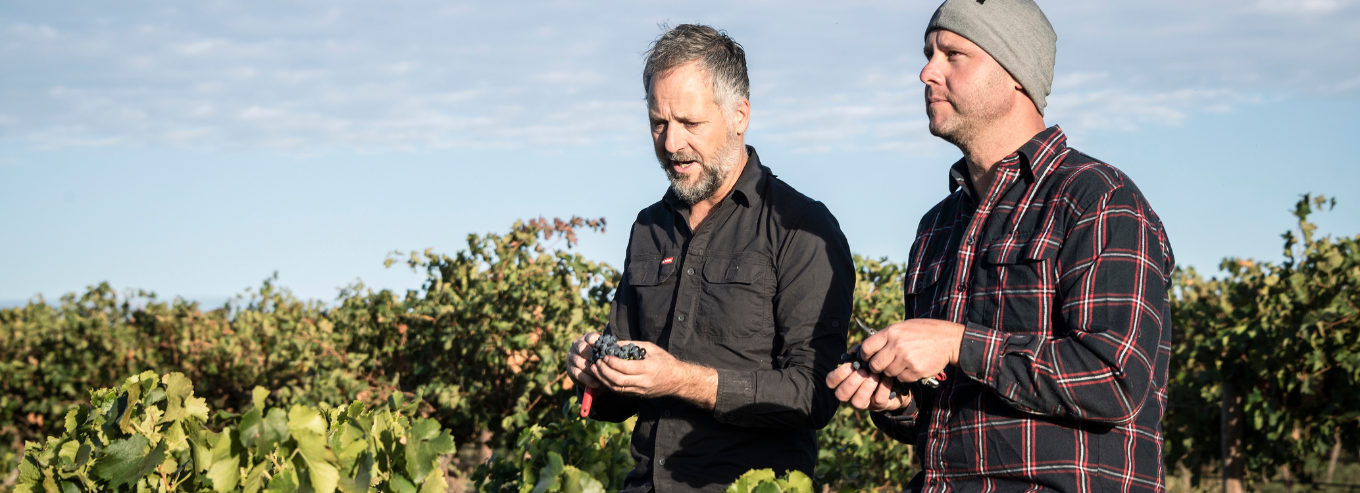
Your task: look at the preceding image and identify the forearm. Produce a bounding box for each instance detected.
[669,360,718,411]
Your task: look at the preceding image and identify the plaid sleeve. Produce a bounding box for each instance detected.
[870,396,922,444]
[956,184,1171,424]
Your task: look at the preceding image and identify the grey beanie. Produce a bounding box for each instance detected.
[927,0,1057,115]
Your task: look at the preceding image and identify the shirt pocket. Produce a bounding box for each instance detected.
[903,260,945,319]
[627,255,678,342]
[979,231,1060,334]
[696,252,775,340]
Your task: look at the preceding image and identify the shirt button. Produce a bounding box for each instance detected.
[686,267,695,275]
[957,283,966,291]
[659,458,667,466]
[831,320,840,328]
[966,238,974,246]
[677,313,686,322]
[663,410,672,418]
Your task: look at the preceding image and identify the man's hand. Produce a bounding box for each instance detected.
[593,341,718,410]
[826,345,912,412]
[567,331,603,390]
[861,318,964,383]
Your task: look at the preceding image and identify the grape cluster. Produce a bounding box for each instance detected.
[841,348,909,400]
[591,333,646,362]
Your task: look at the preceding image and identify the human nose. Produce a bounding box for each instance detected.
[920,55,943,87]
[663,124,685,154]
[655,123,680,153]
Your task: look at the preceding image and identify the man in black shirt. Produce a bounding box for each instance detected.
[564,24,855,493]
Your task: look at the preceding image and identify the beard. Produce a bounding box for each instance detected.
[926,70,1014,148]
[658,126,743,205]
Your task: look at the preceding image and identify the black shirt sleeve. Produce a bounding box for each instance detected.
[712,201,853,429]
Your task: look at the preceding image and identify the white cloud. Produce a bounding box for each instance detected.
[0,0,1354,154]
[1047,88,1261,133]
[1253,0,1354,14]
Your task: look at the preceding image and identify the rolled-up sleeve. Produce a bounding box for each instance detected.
[713,202,853,429]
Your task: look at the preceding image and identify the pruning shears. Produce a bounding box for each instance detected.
[854,319,945,389]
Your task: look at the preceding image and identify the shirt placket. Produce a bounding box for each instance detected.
[925,163,1023,492]
[654,201,733,493]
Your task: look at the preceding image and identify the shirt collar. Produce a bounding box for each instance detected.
[946,125,1068,198]
[663,145,765,211]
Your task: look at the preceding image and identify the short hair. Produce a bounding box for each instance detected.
[643,24,750,115]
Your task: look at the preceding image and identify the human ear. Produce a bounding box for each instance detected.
[732,99,751,136]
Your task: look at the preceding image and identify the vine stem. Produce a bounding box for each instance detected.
[522,372,569,414]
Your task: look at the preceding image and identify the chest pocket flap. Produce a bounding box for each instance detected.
[702,254,772,284]
[627,257,678,286]
[986,230,1060,265]
[904,260,944,295]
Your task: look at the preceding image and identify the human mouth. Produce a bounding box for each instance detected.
[670,159,699,173]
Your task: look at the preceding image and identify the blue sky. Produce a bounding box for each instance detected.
[2,0,1358,303]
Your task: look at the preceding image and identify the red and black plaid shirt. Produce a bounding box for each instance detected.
[872,126,1175,492]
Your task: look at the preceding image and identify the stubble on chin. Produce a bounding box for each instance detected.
[927,101,972,149]
[658,129,742,206]
[924,70,1013,150]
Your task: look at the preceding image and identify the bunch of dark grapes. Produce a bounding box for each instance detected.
[841,347,908,399]
[592,333,647,362]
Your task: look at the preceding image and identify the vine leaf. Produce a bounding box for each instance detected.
[289,406,340,493]
[92,435,166,490]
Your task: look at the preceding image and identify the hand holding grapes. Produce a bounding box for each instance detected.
[567,331,604,390]
[594,341,718,409]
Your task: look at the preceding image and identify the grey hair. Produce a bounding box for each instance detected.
[643,24,750,115]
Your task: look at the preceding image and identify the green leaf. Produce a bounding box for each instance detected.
[207,428,243,493]
[727,469,777,493]
[289,406,339,493]
[257,408,290,453]
[265,466,299,493]
[390,473,417,493]
[779,471,813,493]
[92,435,166,491]
[239,409,263,449]
[560,466,604,493]
[242,462,270,493]
[63,406,88,435]
[337,451,373,493]
[751,484,782,493]
[252,386,270,411]
[529,452,565,493]
[417,468,448,493]
[405,419,455,484]
[15,458,42,493]
[335,422,369,470]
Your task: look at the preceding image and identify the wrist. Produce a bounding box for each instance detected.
[948,321,966,366]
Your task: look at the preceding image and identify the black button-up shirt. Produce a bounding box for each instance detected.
[588,146,854,493]
[872,127,1175,492]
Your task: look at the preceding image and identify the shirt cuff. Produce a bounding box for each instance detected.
[713,368,755,425]
[870,399,920,442]
[957,321,1007,386]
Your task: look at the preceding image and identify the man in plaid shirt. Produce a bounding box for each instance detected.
[826,0,1175,491]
